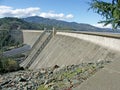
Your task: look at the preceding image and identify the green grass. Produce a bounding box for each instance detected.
[75,68,82,73]
[37,85,48,90]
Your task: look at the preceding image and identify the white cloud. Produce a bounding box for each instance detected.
[0,5,74,20]
[0,6,12,16]
[39,12,73,20]
[93,23,112,28]
[0,5,12,10]
[66,14,74,19]
[0,5,40,17]
[12,7,40,17]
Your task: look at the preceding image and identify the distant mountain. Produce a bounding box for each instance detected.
[23,16,120,32]
[0,16,119,32]
[23,16,102,31]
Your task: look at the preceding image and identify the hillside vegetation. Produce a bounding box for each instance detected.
[0,30,23,52]
[0,17,70,30]
[0,30,24,74]
[0,17,47,30]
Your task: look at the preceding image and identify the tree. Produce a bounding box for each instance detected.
[89,0,120,29]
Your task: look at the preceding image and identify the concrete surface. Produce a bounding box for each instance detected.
[57,32,120,52]
[20,31,50,68]
[29,34,120,69]
[21,30,120,90]
[74,55,120,90]
[22,30,42,47]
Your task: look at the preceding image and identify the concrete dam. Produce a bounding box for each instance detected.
[20,30,120,90]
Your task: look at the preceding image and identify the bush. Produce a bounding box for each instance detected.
[0,56,20,73]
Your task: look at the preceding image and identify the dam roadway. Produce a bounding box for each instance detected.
[22,30,120,90]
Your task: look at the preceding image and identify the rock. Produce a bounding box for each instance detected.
[14,77,21,82]
[50,85,59,90]
[19,78,27,82]
[45,82,54,88]
[53,65,59,69]
[27,77,31,81]
[0,79,2,83]
[64,87,72,90]
[27,84,32,89]
[1,80,11,86]
[40,68,47,74]
[11,87,17,90]
[23,87,27,90]
[44,79,51,85]
[0,86,2,90]
[0,61,111,90]
[19,67,24,70]
[21,82,27,86]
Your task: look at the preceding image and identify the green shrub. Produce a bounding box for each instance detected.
[0,56,20,73]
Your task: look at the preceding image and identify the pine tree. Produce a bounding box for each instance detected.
[89,0,120,29]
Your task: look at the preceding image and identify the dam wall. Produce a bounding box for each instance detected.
[21,30,120,69]
[22,30,42,47]
[21,30,120,90]
[57,32,120,52]
[22,30,120,52]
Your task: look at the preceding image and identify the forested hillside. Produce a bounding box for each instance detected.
[0,17,50,30]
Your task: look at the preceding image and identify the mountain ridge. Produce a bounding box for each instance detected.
[0,16,119,32]
[23,16,100,31]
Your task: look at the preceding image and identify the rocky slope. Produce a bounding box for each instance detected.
[0,60,110,90]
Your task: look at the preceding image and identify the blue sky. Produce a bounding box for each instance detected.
[0,0,112,28]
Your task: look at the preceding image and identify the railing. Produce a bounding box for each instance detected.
[31,30,47,49]
[26,30,54,68]
[26,30,48,56]
[20,30,49,68]
[20,28,56,69]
